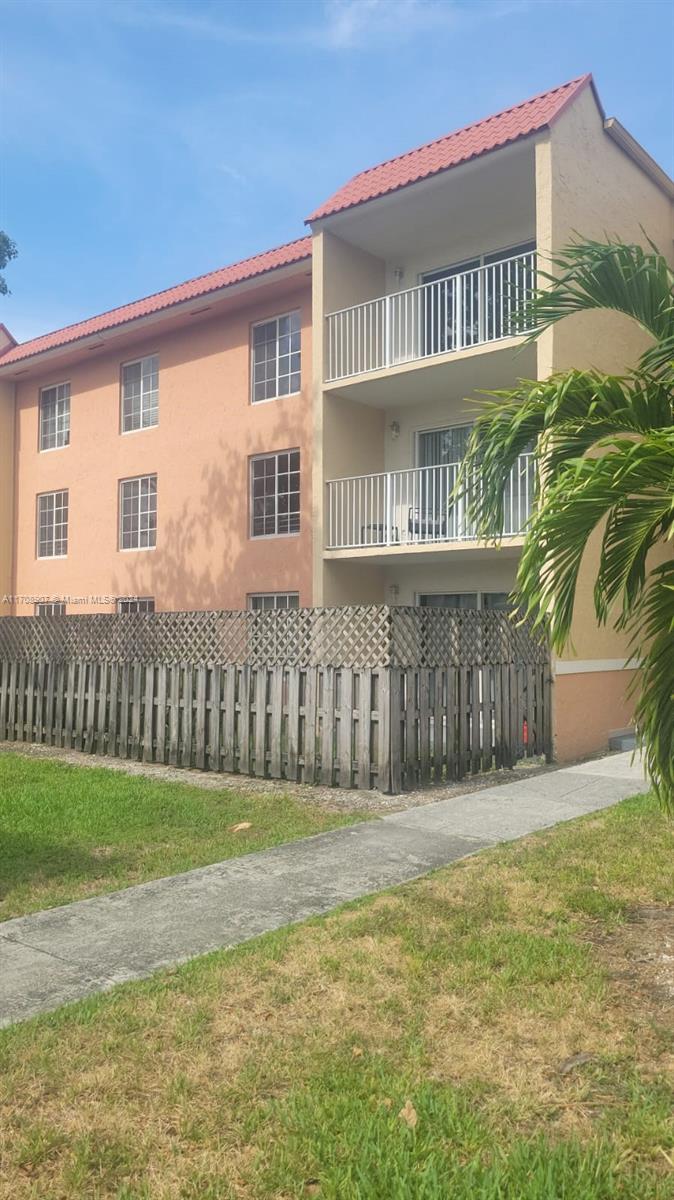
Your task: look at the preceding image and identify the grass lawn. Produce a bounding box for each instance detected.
[0,751,367,919]
[0,792,672,1198]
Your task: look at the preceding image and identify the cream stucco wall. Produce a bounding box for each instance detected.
[383,555,518,607]
[323,559,386,607]
[324,395,386,482]
[383,397,477,474]
[321,230,386,313]
[0,378,15,616]
[383,217,535,293]
[546,86,673,374]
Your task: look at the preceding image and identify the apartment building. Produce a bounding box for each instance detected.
[0,74,672,760]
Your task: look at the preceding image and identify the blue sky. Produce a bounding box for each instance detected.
[1,0,673,343]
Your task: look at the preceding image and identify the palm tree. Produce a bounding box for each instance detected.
[459,239,674,808]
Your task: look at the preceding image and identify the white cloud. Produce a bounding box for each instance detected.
[102,0,531,52]
[321,0,393,49]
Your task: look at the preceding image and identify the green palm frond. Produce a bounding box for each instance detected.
[532,238,674,349]
[640,330,674,378]
[630,560,674,812]
[459,370,672,536]
[514,454,623,649]
[596,434,674,620]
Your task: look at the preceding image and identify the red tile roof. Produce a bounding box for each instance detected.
[0,236,312,368]
[306,75,593,223]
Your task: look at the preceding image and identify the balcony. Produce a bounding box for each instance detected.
[326,456,534,552]
[325,250,536,384]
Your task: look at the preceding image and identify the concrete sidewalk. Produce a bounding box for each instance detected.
[0,752,648,1029]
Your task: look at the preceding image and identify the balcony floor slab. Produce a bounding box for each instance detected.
[324,336,537,408]
[324,538,524,565]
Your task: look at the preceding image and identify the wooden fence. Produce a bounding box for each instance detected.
[0,608,551,792]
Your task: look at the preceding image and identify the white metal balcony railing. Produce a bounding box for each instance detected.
[325,250,536,382]
[326,456,534,551]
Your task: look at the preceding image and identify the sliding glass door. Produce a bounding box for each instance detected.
[414,424,472,540]
[420,241,535,355]
[421,260,480,356]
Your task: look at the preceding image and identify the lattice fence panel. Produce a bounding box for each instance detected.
[0,606,547,669]
[389,608,548,668]
[0,607,393,668]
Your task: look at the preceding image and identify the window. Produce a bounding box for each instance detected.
[417,424,472,467]
[121,355,158,432]
[484,242,536,338]
[481,592,512,611]
[119,475,157,550]
[418,592,512,611]
[35,602,66,616]
[248,592,299,611]
[419,593,478,610]
[251,311,301,402]
[483,240,536,266]
[421,241,536,350]
[117,597,155,614]
[421,259,480,354]
[39,382,70,450]
[37,490,68,558]
[250,450,300,537]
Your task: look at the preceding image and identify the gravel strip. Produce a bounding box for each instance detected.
[0,741,554,814]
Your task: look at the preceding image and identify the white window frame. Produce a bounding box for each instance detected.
[39,381,70,452]
[36,490,69,559]
[116,597,155,614]
[121,354,159,433]
[118,474,157,551]
[249,449,300,539]
[248,592,300,611]
[35,602,66,616]
[250,310,301,404]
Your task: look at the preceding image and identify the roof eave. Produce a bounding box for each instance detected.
[305,74,595,227]
[305,127,546,228]
[0,254,311,376]
[603,117,674,199]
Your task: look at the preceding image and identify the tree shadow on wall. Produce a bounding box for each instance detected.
[110,402,308,614]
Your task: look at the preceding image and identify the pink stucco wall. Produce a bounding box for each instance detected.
[12,278,313,613]
[553,669,637,762]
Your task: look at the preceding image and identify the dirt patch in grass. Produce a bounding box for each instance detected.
[590,906,674,1015]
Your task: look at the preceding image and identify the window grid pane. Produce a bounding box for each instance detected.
[248,593,299,611]
[119,475,157,549]
[39,383,70,451]
[122,356,159,432]
[37,490,68,557]
[35,602,66,616]
[250,451,300,537]
[251,311,300,403]
[117,597,155,614]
